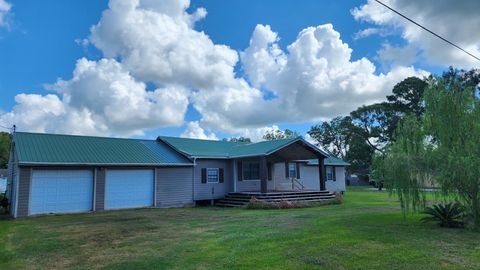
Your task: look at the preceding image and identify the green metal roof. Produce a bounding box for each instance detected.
[228,137,298,157]
[14,132,192,165]
[306,156,350,166]
[159,136,327,158]
[13,132,337,165]
[158,136,245,157]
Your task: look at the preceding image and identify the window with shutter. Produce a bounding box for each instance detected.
[237,161,242,181]
[296,163,300,179]
[219,168,224,183]
[201,168,207,183]
[267,163,272,181]
[326,166,334,181]
[287,162,297,178]
[242,161,260,180]
[206,168,219,183]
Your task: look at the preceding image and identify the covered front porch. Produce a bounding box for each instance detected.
[231,137,328,194]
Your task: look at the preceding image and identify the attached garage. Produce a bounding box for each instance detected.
[30,170,94,215]
[9,132,193,218]
[105,169,154,209]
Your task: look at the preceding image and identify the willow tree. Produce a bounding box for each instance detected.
[374,77,480,228]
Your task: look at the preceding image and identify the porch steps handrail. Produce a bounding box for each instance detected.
[291,177,306,191]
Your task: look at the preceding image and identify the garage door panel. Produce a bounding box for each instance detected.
[30,170,93,215]
[105,169,154,209]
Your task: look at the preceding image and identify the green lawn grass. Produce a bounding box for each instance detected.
[1,187,479,269]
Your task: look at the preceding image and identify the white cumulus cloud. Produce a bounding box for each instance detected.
[352,0,480,69]
[1,58,190,136]
[180,121,218,140]
[237,24,428,126]
[1,0,431,138]
[89,0,237,88]
[0,0,11,28]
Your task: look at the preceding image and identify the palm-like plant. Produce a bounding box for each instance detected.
[421,202,465,228]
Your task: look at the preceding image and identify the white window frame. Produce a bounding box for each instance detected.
[326,166,334,181]
[288,162,297,179]
[206,168,219,183]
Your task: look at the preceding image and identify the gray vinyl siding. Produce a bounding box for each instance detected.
[301,164,346,192]
[275,162,318,191]
[235,159,274,192]
[328,167,346,192]
[300,164,321,190]
[273,162,290,191]
[156,167,193,207]
[95,168,106,211]
[16,167,31,218]
[194,159,230,200]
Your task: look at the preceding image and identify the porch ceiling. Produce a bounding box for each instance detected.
[266,140,322,163]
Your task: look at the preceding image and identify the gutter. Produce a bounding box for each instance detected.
[18,162,194,166]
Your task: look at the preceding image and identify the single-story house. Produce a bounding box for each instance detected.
[6,132,349,218]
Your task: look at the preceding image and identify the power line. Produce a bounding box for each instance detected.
[374,0,480,62]
[0,124,13,131]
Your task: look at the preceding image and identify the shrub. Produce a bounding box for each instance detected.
[245,194,343,210]
[245,197,276,209]
[0,194,7,214]
[332,192,344,204]
[421,202,465,228]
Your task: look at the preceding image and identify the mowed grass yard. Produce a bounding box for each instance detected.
[1,187,480,270]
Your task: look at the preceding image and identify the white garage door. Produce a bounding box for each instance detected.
[105,169,154,209]
[30,170,93,215]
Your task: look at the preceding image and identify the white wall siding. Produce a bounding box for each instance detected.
[156,167,194,207]
[235,159,275,192]
[298,164,321,190]
[274,162,291,191]
[194,159,230,200]
[294,164,346,192]
[326,167,346,192]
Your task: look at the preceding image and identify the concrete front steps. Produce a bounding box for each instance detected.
[215,190,336,207]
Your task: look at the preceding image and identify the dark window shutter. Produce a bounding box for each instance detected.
[267,163,272,181]
[237,161,243,181]
[219,168,224,183]
[296,163,300,179]
[333,166,336,181]
[285,162,289,178]
[201,168,207,183]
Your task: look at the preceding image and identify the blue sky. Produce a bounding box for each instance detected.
[0,0,475,140]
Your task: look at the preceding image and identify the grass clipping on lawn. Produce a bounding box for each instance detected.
[245,192,343,209]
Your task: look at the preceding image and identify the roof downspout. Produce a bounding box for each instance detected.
[9,125,17,217]
[192,157,196,204]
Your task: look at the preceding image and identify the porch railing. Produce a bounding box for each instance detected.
[290,177,306,191]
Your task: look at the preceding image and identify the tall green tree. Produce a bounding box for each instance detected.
[386,76,428,118]
[263,129,299,140]
[308,116,352,159]
[345,132,375,173]
[374,77,480,228]
[350,102,398,153]
[0,132,11,169]
[350,77,428,153]
[308,116,373,172]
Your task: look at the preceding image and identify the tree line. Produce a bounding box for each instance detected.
[0,132,11,169]
[308,68,480,178]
